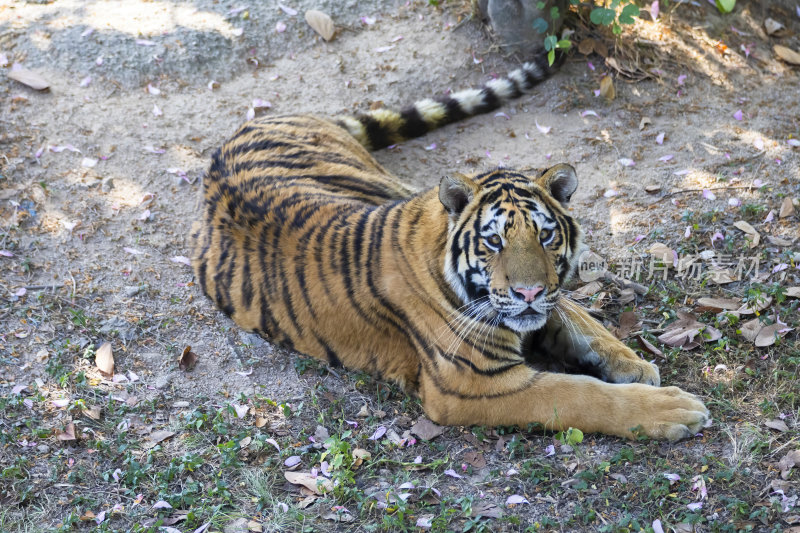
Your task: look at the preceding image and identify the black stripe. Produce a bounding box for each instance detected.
[359,115,392,150]
[398,105,431,139]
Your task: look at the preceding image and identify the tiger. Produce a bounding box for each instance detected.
[191,55,709,441]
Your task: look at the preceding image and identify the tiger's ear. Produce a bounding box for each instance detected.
[539,163,578,205]
[439,173,475,216]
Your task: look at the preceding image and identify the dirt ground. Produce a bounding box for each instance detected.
[1,0,799,532]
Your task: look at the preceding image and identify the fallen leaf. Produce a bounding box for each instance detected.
[415,514,434,529]
[636,335,664,359]
[95,342,114,377]
[754,322,792,347]
[247,521,263,532]
[649,243,674,265]
[7,64,50,90]
[765,18,784,35]
[57,422,77,441]
[321,510,354,523]
[578,38,596,55]
[82,405,102,420]
[765,419,789,432]
[573,281,603,298]
[779,449,800,480]
[645,184,661,194]
[780,197,795,218]
[613,310,641,340]
[737,296,771,315]
[151,500,172,510]
[658,312,721,350]
[639,117,651,130]
[505,494,529,506]
[255,417,268,428]
[351,448,371,468]
[733,220,760,248]
[471,500,502,518]
[774,45,800,65]
[284,471,333,494]
[599,76,615,101]
[148,430,175,444]
[463,450,486,469]
[786,287,800,298]
[411,418,444,441]
[179,346,197,371]
[305,10,335,41]
[695,297,741,312]
[740,318,762,342]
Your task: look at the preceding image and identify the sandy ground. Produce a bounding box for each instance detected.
[1,0,799,529]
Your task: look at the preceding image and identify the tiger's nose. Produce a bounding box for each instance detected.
[512,285,544,303]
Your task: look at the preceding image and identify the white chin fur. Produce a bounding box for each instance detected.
[502,313,547,333]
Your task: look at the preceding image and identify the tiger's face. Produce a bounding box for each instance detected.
[440,164,583,333]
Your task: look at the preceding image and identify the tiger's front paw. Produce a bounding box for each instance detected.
[602,356,660,386]
[629,385,709,441]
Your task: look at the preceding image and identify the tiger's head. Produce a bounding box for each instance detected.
[439,164,584,333]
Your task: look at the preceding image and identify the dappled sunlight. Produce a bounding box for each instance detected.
[6,0,241,39]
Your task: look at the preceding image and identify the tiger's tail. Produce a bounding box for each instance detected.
[335,53,560,151]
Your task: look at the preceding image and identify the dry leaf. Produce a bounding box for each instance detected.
[613,310,640,340]
[411,418,445,441]
[470,501,502,518]
[58,422,77,441]
[463,450,486,469]
[179,346,197,371]
[695,297,741,312]
[765,419,789,432]
[95,342,114,377]
[578,38,596,55]
[148,430,175,444]
[321,511,354,523]
[7,65,50,90]
[255,416,268,428]
[305,10,335,41]
[636,335,664,359]
[82,405,102,420]
[284,471,333,494]
[599,76,615,101]
[657,312,721,350]
[649,243,674,264]
[740,318,762,342]
[639,116,651,130]
[754,322,792,347]
[737,296,771,315]
[786,287,800,298]
[733,220,760,248]
[780,197,795,218]
[644,184,661,194]
[778,449,800,480]
[775,45,800,64]
[764,18,784,35]
[574,281,603,298]
[248,521,263,532]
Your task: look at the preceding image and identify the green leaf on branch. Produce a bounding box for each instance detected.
[590,7,616,26]
[547,49,556,66]
[619,4,640,24]
[550,6,560,20]
[715,0,735,13]
[544,34,558,52]
[556,39,571,50]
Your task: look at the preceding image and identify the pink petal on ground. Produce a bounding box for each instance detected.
[23,398,33,409]
[656,132,665,145]
[95,511,106,525]
[276,21,287,32]
[96,55,103,65]
[773,263,788,273]
[0,250,14,257]
[495,112,510,120]
[246,107,255,120]
[52,398,70,408]
[424,143,437,151]
[80,76,92,87]
[677,74,687,86]
[81,28,94,38]
[361,16,376,25]
[138,209,151,221]
[663,473,681,483]
[143,146,166,154]
[684,226,691,238]
[653,519,665,533]
[506,495,529,505]
[674,169,691,176]
[35,145,45,158]
[711,231,724,242]
[278,3,298,16]
[580,110,598,118]
[12,384,26,395]
[587,61,595,71]
[124,247,143,255]
[658,154,673,162]
[472,52,483,64]
[650,1,659,20]
[112,468,122,482]
[152,104,162,116]
[535,120,551,134]
[81,157,98,168]
[787,139,800,147]
[207,80,219,90]
[416,516,432,529]
[687,502,703,511]
[634,234,646,243]
[618,158,635,167]
[151,500,172,509]
[754,137,764,150]
[50,144,81,153]
[604,189,618,198]
[136,39,156,46]
[702,189,716,200]
[252,99,272,109]
[544,444,555,456]
[369,426,387,440]
[443,469,462,479]
[733,109,743,121]
[374,45,395,53]
[284,456,301,467]
[764,210,775,223]
[753,178,764,187]
[147,83,160,95]
[390,35,404,42]
[266,438,280,452]
[728,198,740,207]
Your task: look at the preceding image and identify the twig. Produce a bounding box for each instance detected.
[602,271,648,295]
[656,185,754,202]
[23,284,64,290]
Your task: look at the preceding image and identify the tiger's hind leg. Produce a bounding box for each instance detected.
[524,299,660,386]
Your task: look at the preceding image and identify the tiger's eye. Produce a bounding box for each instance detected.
[539,228,552,242]
[487,234,502,247]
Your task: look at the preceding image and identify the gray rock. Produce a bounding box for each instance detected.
[37,444,50,454]
[123,285,142,297]
[153,373,173,390]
